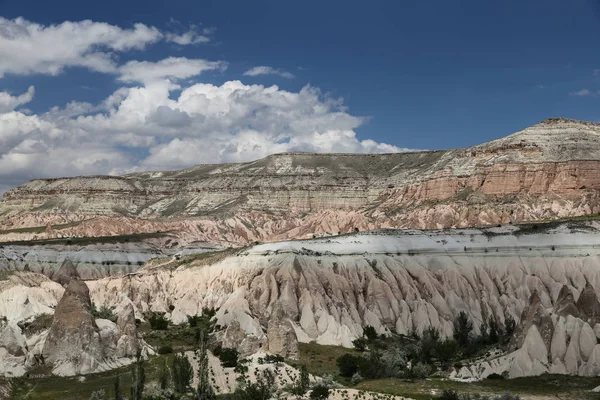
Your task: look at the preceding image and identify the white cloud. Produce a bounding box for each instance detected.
[243,66,295,79]
[569,89,593,96]
[0,18,411,190]
[0,86,34,112]
[0,17,163,77]
[117,57,227,84]
[0,73,409,186]
[0,17,219,79]
[166,26,211,45]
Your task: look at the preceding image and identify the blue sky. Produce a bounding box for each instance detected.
[0,0,599,189]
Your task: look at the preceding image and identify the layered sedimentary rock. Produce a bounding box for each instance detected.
[2,222,600,377]
[82,222,600,378]
[2,118,600,244]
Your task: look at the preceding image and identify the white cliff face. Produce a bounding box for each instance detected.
[2,223,600,377]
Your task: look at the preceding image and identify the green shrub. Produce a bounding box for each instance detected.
[262,354,284,364]
[440,389,460,400]
[410,362,431,379]
[336,353,360,377]
[363,325,378,341]
[187,314,202,327]
[91,304,117,323]
[202,306,217,319]
[310,384,330,400]
[148,313,169,330]
[218,347,239,368]
[352,337,367,351]
[157,345,173,354]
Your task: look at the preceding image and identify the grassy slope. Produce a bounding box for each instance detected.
[295,342,600,400]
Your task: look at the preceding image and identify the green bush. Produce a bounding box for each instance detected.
[187,314,202,327]
[440,389,460,400]
[218,347,239,368]
[148,313,169,330]
[310,384,330,400]
[410,362,432,379]
[91,304,117,323]
[363,325,378,341]
[352,337,367,351]
[157,345,173,354]
[336,353,360,377]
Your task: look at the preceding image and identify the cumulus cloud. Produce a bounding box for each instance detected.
[0,86,34,112]
[0,17,217,79]
[0,75,408,186]
[0,18,410,191]
[243,66,295,79]
[0,17,162,77]
[118,57,227,84]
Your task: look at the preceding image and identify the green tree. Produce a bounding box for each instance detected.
[159,359,169,390]
[218,347,239,368]
[504,315,516,343]
[173,353,193,393]
[336,353,360,377]
[114,376,122,400]
[489,317,500,344]
[352,337,368,351]
[130,350,145,400]
[193,329,216,400]
[363,325,378,341]
[420,327,440,363]
[453,311,473,347]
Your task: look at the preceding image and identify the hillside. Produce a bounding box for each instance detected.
[3,221,600,382]
[1,117,600,244]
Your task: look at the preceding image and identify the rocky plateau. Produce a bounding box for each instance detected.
[2,118,600,246]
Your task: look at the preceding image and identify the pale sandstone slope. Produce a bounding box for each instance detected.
[1,223,600,378]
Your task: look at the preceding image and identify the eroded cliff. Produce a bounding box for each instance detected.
[2,118,600,244]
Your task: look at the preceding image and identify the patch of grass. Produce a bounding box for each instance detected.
[356,375,600,400]
[11,354,175,400]
[0,231,172,246]
[0,221,82,236]
[291,342,359,379]
[138,320,212,351]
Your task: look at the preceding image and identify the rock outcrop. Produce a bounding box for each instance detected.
[2,118,600,245]
[3,223,600,378]
[41,279,140,376]
[42,279,104,375]
[266,301,299,359]
[50,259,79,287]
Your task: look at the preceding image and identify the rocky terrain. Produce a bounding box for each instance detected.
[2,221,600,383]
[0,239,219,278]
[2,118,600,245]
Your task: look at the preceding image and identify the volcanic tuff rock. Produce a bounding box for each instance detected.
[4,222,600,378]
[42,279,104,375]
[50,259,79,287]
[3,118,600,244]
[41,279,140,376]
